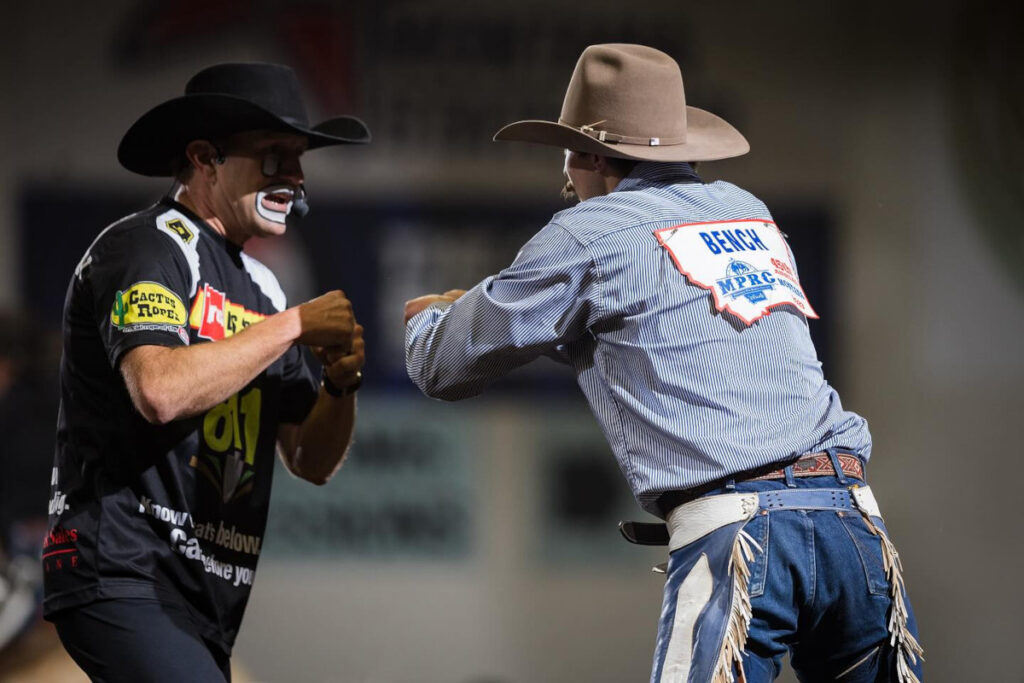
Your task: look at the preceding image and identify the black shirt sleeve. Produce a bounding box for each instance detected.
[85,226,193,368]
[278,345,319,424]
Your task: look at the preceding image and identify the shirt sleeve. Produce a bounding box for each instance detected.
[278,344,319,424]
[404,222,603,400]
[85,226,193,368]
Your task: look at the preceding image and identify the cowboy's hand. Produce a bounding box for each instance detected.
[403,291,464,325]
[318,324,365,391]
[296,290,355,349]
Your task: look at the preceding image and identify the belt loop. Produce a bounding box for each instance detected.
[783,465,797,488]
[725,477,737,491]
[826,448,850,484]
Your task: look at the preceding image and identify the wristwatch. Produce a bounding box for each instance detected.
[322,370,362,397]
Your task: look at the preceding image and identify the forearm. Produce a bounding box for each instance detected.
[404,290,535,401]
[405,303,481,400]
[122,308,301,424]
[405,227,598,398]
[283,389,357,485]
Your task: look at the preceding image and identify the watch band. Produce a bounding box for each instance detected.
[322,370,361,397]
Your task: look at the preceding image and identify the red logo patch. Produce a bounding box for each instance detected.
[198,284,227,340]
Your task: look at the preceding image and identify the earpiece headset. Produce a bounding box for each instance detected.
[291,185,310,218]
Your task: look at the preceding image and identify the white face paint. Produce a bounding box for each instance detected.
[255,183,295,225]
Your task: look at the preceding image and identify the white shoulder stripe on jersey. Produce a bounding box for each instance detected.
[154,208,202,298]
[240,252,287,312]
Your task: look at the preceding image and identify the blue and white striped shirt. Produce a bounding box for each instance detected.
[406,162,870,516]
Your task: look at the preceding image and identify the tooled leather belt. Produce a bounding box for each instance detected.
[748,451,863,481]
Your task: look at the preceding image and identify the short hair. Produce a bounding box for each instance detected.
[171,153,195,183]
[171,138,227,183]
[605,157,639,177]
[605,158,699,175]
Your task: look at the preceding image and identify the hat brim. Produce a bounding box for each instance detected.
[118,93,371,177]
[493,106,748,162]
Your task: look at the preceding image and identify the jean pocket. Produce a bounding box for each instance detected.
[837,511,889,596]
[743,512,769,597]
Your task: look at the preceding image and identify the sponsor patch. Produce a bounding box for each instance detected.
[111,281,188,329]
[42,525,80,572]
[165,218,195,244]
[189,283,266,340]
[654,219,818,325]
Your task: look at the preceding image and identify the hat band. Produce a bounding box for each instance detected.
[560,118,687,147]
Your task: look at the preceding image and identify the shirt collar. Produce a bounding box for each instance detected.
[160,196,243,257]
[613,161,702,193]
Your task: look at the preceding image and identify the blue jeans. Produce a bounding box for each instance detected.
[651,473,922,682]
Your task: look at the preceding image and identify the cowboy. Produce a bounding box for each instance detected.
[405,44,923,682]
[43,63,369,681]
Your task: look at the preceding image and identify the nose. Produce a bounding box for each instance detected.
[262,151,305,184]
[278,157,304,185]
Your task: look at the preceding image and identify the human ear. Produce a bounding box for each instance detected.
[184,140,221,178]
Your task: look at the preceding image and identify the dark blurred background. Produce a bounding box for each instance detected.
[2,0,1022,681]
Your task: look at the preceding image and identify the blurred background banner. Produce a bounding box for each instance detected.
[264,398,479,561]
[2,0,1023,681]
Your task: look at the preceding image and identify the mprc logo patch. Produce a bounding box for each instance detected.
[654,219,818,325]
[111,281,188,329]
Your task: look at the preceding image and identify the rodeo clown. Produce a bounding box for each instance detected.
[405,44,923,682]
[43,63,369,682]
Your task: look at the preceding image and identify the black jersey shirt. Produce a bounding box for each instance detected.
[43,197,318,653]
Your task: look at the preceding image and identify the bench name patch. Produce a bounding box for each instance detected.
[654,219,818,325]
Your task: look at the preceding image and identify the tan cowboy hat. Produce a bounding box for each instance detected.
[494,44,748,162]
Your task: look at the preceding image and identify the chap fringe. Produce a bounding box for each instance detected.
[711,527,761,683]
[858,512,924,683]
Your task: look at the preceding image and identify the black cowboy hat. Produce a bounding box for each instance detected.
[118,62,371,177]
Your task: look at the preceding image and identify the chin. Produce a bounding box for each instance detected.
[255,216,289,238]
